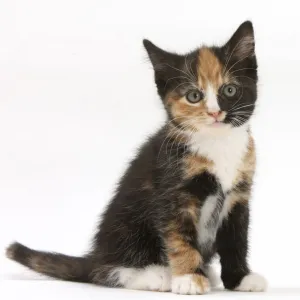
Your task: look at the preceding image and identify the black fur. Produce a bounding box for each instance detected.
[216,202,250,289]
[182,172,219,200]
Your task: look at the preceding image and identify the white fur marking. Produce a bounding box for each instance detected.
[189,125,249,192]
[191,126,249,246]
[205,265,222,288]
[219,193,233,221]
[197,195,219,244]
[172,274,210,295]
[197,193,234,246]
[206,84,220,113]
[235,273,267,292]
[110,265,171,291]
[198,194,236,246]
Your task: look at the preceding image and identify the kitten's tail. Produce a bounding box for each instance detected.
[5,242,108,284]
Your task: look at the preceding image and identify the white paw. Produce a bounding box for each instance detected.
[235,273,267,292]
[205,265,221,288]
[111,265,171,292]
[172,274,210,295]
[145,266,171,292]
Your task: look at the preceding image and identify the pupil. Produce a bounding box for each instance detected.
[228,88,232,93]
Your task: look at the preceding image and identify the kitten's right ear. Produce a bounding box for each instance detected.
[143,39,180,71]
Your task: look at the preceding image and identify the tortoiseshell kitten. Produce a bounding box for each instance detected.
[6,21,267,294]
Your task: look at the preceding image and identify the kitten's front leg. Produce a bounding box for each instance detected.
[216,200,267,292]
[165,231,210,295]
[163,201,210,295]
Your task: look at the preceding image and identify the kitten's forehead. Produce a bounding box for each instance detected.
[197,47,225,90]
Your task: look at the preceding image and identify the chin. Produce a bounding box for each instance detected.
[194,122,233,136]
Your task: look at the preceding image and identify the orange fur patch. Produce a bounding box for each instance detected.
[198,48,224,90]
[167,95,207,131]
[192,273,210,291]
[233,135,256,186]
[179,197,199,224]
[166,124,189,144]
[229,134,256,212]
[183,154,214,179]
[228,193,249,210]
[166,231,202,275]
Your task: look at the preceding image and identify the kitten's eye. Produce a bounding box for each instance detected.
[186,90,203,103]
[223,84,238,98]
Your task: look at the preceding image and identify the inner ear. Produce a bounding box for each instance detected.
[224,21,255,62]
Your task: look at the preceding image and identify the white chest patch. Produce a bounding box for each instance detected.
[189,126,249,192]
[197,193,232,245]
[197,195,220,244]
[189,126,249,245]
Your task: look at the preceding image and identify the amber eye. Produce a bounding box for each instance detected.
[223,84,238,98]
[186,90,203,103]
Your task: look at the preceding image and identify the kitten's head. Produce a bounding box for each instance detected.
[144,21,257,134]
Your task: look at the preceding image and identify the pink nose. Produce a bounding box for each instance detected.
[208,111,220,118]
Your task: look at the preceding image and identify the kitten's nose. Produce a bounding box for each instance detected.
[208,111,221,119]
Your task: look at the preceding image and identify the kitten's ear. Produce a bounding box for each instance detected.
[143,39,181,71]
[224,21,255,60]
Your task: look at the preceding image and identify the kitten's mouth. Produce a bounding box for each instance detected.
[207,112,226,127]
[209,121,225,127]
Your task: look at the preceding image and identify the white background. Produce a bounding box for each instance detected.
[1,0,300,299]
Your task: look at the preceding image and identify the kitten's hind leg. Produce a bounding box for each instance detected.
[96,265,172,292]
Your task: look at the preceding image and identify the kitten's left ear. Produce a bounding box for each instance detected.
[224,21,255,60]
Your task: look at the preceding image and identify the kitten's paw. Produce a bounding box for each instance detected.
[172,274,210,295]
[111,265,171,292]
[235,273,267,292]
[146,266,171,292]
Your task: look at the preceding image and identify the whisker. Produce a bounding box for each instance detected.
[229,103,255,112]
[176,128,194,166]
[231,117,242,127]
[234,115,249,125]
[166,116,186,125]
[184,56,196,81]
[230,67,257,74]
[169,82,192,94]
[157,131,178,160]
[189,58,197,80]
[228,111,253,115]
[162,63,194,82]
[230,118,239,127]
[157,119,189,160]
[164,76,192,89]
[159,121,198,168]
[166,119,195,156]
[228,87,245,112]
[231,75,257,83]
[226,53,254,75]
